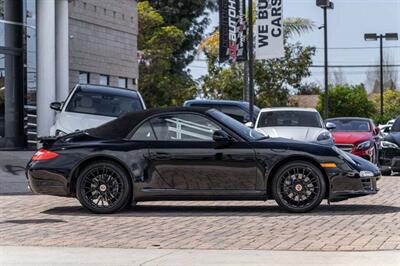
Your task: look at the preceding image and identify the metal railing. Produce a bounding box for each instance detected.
[24,105,38,147]
[165,118,218,141]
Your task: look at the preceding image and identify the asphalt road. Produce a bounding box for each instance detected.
[0,151,34,195]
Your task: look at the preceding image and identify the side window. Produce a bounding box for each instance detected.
[131,122,156,141]
[150,114,221,141]
[220,106,248,123]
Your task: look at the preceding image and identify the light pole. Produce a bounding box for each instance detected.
[248,0,255,124]
[364,33,398,118]
[316,0,334,119]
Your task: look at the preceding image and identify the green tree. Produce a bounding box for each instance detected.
[371,90,400,124]
[317,84,376,119]
[297,82,321,95]
[141,0,217,70]
[138,1,196,107]
[201,58,245,100]
[199,18,315,106]
[254,42,315,107]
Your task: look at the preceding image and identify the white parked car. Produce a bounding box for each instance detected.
[50,84,146,136]
[254,107,335,145]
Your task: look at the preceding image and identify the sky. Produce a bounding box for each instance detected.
[188,0,400,92]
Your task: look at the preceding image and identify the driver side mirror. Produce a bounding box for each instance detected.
[213,130,234,142]
[373,127,380,135]
[50,102,62,112]
[325,122,336,131]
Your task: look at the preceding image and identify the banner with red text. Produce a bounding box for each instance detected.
[219,0,247,62]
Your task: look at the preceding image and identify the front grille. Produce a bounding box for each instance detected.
[336,144,354,152]
[361,178,375,191]
[381,148,400,159]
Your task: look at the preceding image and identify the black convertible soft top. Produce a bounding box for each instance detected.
[86,107,211,140]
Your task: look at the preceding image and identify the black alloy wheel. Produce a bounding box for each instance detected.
[76,161,131,214]
[272,161,326,213]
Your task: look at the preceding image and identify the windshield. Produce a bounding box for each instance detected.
[391,118,400,132]
[257,111,323,128]
[65,87,143,117]
[328,119,370,132]
[208,109,265,141]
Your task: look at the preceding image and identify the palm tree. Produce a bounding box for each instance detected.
[283,17,315,38]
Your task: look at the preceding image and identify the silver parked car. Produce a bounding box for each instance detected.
[254,107,335,145]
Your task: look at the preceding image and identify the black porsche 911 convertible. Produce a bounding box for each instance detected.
[27,107,381,214]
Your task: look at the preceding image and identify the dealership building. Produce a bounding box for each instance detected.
[0,0,139,148]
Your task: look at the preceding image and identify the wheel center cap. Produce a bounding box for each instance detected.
[99,184,107,192]
[295,184,303,192]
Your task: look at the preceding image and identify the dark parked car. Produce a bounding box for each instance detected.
[27,108,380,214]
[379,117,400,175]
[183,99,260,124]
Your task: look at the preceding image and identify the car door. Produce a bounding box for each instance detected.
[141,113,258,195]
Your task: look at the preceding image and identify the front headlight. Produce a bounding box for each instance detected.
[332,146,356,165]
[356,140,371,151]
[381,141,399,149]
[317,131,332,142]
[360,171,374,177]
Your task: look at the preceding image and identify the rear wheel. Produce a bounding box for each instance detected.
[76,161,131,214]
[272,161,326,213]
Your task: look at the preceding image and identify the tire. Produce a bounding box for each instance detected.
[272,161,326,213]
[76,161,132,214]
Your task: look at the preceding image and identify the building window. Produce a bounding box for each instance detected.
[132,78,137,86]
[118,77,127,88]
[79,72,89,84]
[100,74,109,86]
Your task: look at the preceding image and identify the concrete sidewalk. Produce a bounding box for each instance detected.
[1,246,399,266]
[0,151,34,195]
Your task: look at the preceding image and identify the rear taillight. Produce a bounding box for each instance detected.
[31,148,59,161]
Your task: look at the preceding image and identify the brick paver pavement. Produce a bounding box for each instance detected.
[0,177,399,251]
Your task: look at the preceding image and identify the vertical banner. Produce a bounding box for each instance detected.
[219,0,247,63]
[255,0,284,60]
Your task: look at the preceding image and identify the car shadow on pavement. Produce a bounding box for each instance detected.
[3,165,26,175]
[0,218,66,224]
[42,204,400,218]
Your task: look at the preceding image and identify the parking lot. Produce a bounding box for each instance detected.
[1,174,399,252]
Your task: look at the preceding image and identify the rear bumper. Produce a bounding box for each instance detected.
[26,169,69,196]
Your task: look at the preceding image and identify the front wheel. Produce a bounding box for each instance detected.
[272,161,326,213]
[76,161,131,214]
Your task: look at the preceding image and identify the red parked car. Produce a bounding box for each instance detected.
[325,117,381,164]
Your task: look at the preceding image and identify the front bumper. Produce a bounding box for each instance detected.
[325,153,380,202]
[329,174,379,202]
[379,148,400,172]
